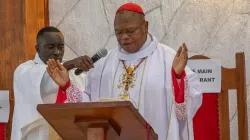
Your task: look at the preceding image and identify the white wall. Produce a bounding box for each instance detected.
[49,0,250,139]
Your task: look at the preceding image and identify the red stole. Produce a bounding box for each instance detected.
[171,68,186,104]
[55,88,67,104]
[55,81,71,104]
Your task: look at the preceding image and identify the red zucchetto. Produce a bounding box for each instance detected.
[116,2,145,15]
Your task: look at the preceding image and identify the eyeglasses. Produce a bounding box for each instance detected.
[115,21,145,38]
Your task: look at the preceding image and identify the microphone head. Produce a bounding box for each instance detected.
[75,48,108,75]
[97,48,108,58]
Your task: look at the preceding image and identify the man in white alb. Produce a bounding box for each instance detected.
[12,27,85,140]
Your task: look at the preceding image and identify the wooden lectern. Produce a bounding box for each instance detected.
[37,101,158,140]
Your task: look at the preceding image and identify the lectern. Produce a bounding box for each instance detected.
[37,101,158,140]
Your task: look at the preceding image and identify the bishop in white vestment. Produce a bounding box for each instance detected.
[47,3,202,140]
[11,27,85,140]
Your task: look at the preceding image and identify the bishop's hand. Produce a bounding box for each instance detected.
[47,59,69,89]
[172,43,188,78]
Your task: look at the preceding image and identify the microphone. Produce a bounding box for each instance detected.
[74,48,108,75]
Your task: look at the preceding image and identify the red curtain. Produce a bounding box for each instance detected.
[0,124,6,140]
[193,93,220,140]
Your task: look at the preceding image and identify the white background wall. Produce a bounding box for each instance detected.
[49,0,250,139]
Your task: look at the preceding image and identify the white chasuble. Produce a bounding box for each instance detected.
[65,33,202,140]
[11,54,86,140]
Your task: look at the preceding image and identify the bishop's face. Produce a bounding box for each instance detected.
[114,11,148,53]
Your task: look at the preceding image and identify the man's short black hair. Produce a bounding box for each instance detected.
[36,26,61,43]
